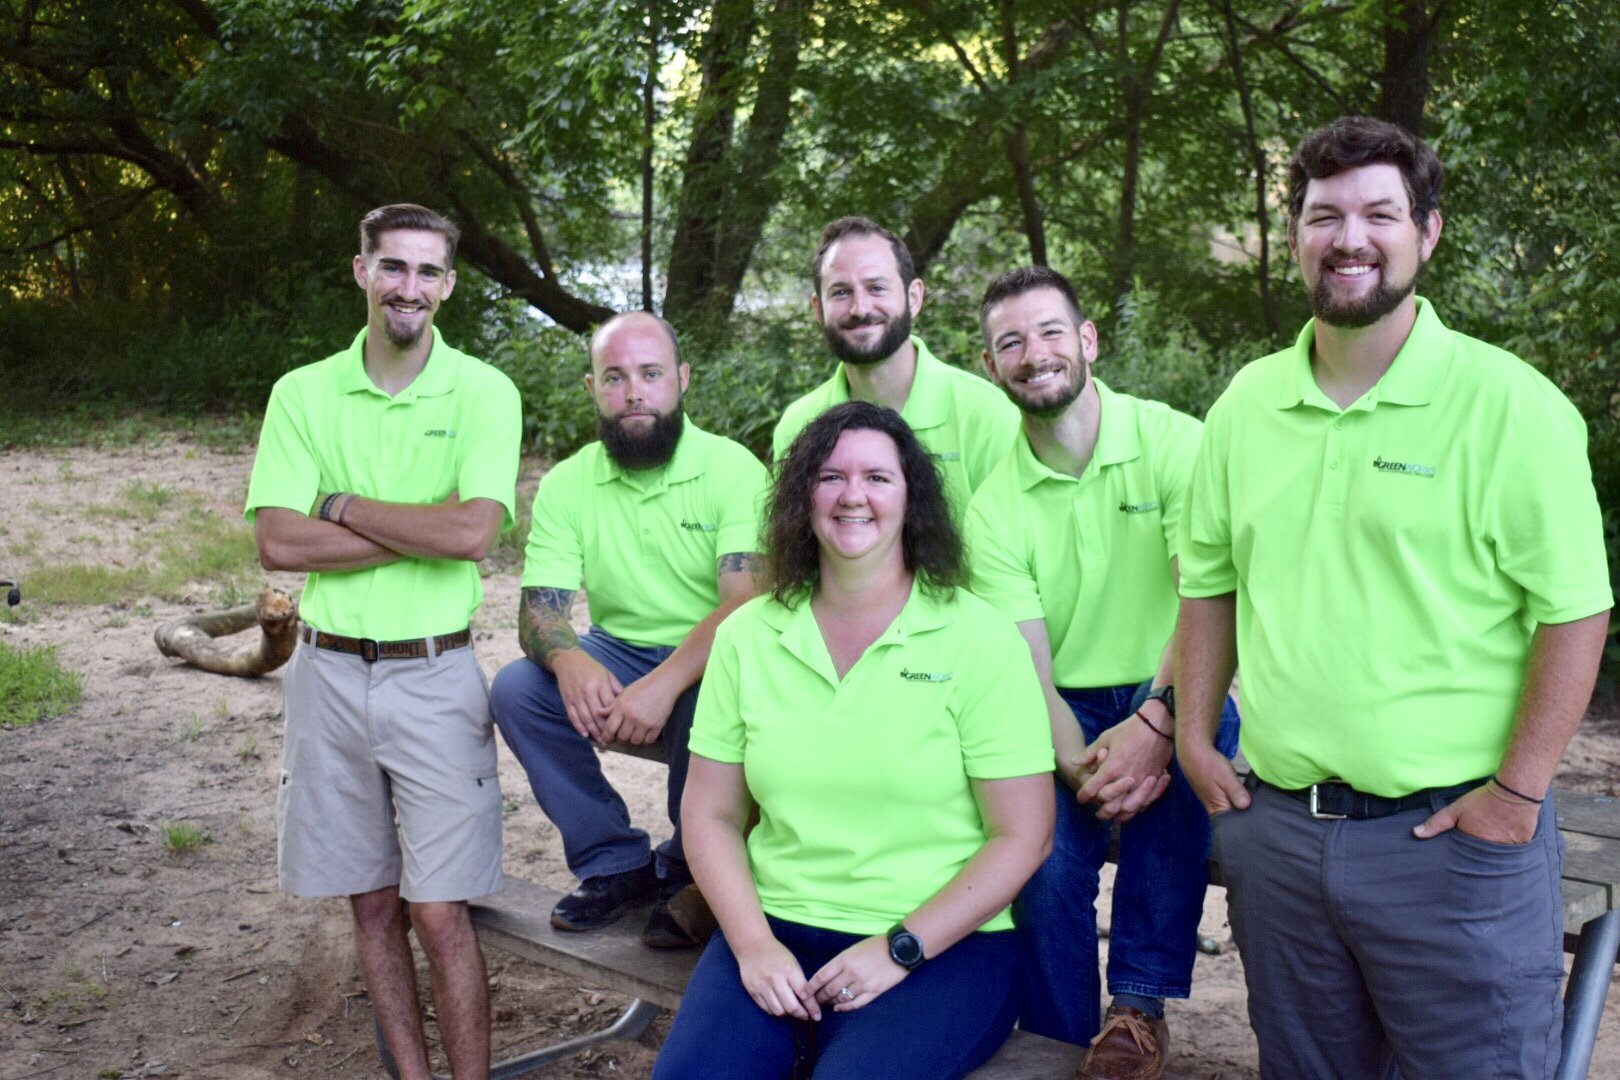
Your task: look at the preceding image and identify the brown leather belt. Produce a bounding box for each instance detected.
[305,627,471,662]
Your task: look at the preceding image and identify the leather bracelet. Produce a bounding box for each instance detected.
[1134,708,1173,742]
[1491,774,1545,805]
[318,492,343,522]
[334,493,356,525]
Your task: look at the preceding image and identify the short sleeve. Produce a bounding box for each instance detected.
[1178,395,1239,598]
[245,378,320,522]
[1155,410,1204,563]
[963,488,1044,623]
[960,392,1020,494]
[518,460,586,590]
[1483,384,1612,624]
[455,371,523,529]
[690,615,747,763]
[712,448,771,557]
[954,613,1053,779]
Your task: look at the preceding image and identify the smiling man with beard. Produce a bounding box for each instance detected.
[1176,117,1611,1078]
[490,311,769,948]
[963,266,1239,1079]
[246,203,521,1079]
[772,216,1018,519]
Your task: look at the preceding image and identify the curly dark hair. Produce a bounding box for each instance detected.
[765,401,965,607]
[1287,116,1443,236]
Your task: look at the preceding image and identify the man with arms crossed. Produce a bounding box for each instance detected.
[248,203,522,1079]
[1177,116,1611,1078]
[490,311,769,947]
[967,266,1238,1079]
[773,216,1017,515]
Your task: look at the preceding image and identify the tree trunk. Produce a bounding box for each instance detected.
[1221,0,1278,338]
[1000,0,1047,266]
[154,587,300,677]
[1378,0,1444,135]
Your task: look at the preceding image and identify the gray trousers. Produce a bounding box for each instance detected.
[1212,780,1564,1079]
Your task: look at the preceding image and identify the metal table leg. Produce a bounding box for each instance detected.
[375,997,663,1080]
[1558,910,1620,1080]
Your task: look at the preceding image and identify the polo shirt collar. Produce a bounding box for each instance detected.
[593,416,705,487]
[1274,296,1452,411]
[1011,379,1139,491]
[337,326,459,401]
[760,576,955,684]
[828,335,951,430]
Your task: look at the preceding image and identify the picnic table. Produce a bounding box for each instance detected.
[375,786,1620,1079]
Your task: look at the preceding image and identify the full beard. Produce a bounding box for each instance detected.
[1311,261,1422,329]
[822,307,913,366]
[1006,365,1086,420]
[599,406,685,471]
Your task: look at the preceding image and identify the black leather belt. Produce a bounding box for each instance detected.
[1247,772,1487,820]
[305,627,471,662]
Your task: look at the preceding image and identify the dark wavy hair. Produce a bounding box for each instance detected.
[765,401,965,607]
[1287,116,1444,237]
[359,203,461,267]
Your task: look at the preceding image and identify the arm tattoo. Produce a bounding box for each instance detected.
[717,552,760,575]
[518,587,580,667]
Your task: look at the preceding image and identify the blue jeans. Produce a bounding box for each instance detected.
[489,627,696,881]
[654,916,1019,1080]
[1013,680,1240,1045]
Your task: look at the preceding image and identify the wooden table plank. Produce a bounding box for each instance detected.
[1557,792,1620,841]
[1565,879,1608,936]
[1560,832,1620,908]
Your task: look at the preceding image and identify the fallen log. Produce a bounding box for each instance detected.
[155,587,299,677]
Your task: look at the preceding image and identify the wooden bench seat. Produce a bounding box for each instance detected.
[375,780,1620,1078]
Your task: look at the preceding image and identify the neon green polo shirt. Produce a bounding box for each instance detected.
[691,583,1053,935]
[521,421,769,648]
[1180,299,1611,796]
[245,327,521,640]
[966,381,1201,688]
[771,336,1018,517]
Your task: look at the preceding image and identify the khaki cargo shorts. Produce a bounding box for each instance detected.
[277,634,504,903]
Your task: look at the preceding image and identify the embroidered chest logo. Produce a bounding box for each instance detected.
[927,451,962,462]
[900,668,953,683]
[1371,456,1436,479]
[680,520,718,532]
[1118,500,1161,514]
[423,429,458,438]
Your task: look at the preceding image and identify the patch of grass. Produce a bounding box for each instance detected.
[213,697,230,720]
[235,736,260,763]
[0,640,83,728]
[0,407,259,454]
[179,714,204,743]
[26,506,258,607]
[160,821,213,854]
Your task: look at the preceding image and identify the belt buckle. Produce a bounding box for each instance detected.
[359,638,380,663]
[1308,783,1347,820]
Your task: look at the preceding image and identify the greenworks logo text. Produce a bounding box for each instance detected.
[680,521,719,532]
[1372,456,1436,479]
[927,451,962,462]
[423,429,458,438]
[900,669,953,683]
[1118,500,1161,514]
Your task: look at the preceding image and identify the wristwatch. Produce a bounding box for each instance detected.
[1143,684,1176,718]
[887,923,926,970]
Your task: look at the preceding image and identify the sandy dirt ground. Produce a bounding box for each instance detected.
[3,437,1620,1079]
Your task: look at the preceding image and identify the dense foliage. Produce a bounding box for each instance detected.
[2,1,1615,498]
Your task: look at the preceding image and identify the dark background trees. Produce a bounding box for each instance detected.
[2,0,1615,472]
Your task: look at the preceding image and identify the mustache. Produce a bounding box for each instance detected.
[838,314,887,329]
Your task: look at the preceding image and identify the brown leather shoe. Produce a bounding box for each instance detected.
[1076,1005,1169,1080]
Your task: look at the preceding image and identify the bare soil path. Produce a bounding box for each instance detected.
[3,437,1619,1078]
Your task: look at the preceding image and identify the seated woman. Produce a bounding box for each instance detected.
[654,401,1055,1080]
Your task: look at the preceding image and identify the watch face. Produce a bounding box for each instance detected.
[890,931,924,968]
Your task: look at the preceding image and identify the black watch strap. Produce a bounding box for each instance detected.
[1144,684,1176,718]
[887,923,925,970]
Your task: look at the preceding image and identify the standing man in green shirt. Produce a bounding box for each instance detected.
[247,203,522,1080]
[1178,117,1611,1077]
[966,266,1238,1078]
[773,216,1018,516]
[491,311,769,948]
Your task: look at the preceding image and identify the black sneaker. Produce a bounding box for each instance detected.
[641,874,704,949]
[550,863,657,931]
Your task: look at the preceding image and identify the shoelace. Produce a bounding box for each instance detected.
[1090,1011,1159,1055]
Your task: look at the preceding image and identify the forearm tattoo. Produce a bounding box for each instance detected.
[718,552,760,575]
[519,587,580,667]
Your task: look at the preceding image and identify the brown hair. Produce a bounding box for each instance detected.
[358,204,461,267]
[810,216,916,295]
[1287,117,1444,235]
[978,265,1088,348]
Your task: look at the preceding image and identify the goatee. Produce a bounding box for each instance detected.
[822,307,912,366]
[599,406,684,471]
[1311,260,1422,329]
